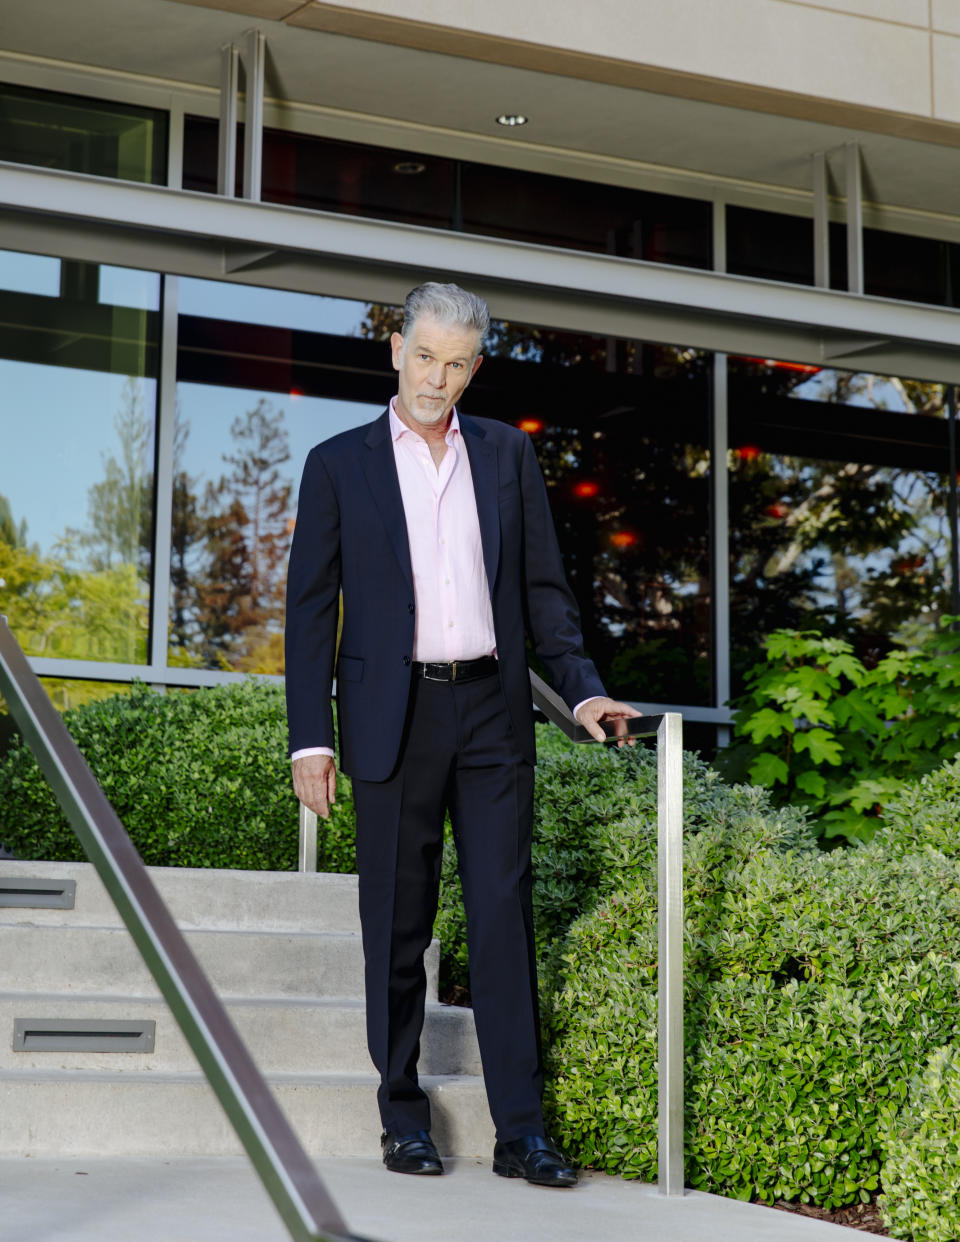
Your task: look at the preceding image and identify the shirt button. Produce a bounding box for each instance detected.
[402,655,411,666]
[447,621,454,628]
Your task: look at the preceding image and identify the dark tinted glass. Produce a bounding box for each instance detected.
[0,82,166,184]
[727,356,952,689]
[182,117,712,265]
[864,229,959,307]
[726,206,847,287]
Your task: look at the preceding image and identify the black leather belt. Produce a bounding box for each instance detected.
[413,656,498,683]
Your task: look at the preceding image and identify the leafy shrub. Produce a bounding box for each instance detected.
[545,827,960,1207]
[0,681,357,871]
[877,757,960,861]
[880,1045,960,1242]
[717,624,960,843]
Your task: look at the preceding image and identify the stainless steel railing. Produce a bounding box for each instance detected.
[298,669,686,1197]
[0,618,373,1242]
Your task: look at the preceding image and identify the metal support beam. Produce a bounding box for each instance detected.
[217,44,239,198]
[243,29,266,203]
[0,621,370,1242]
[845,142,864,295]
[2,161,960,383]
[812,151,830,289]
[148,274,178,672]
[657,711,685,1196]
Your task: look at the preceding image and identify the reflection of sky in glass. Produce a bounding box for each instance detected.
[1,359,156,556]
[98,266,160,311]
[176,383,382,492]
[0,249,60,296]
[178,277,372,336]
[789,370,942,415]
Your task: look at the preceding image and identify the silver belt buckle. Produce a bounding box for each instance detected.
[450,660,458,682]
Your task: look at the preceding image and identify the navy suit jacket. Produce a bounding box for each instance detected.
[284,409,605,782]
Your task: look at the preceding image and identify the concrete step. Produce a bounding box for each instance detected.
[0,860,361,932]
[0,993,482,1076]
[0,1069,495,1159]
[0,922,439,1003]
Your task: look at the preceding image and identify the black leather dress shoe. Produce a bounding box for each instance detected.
[381,1129,443,1175]
[492,1135,578,1187]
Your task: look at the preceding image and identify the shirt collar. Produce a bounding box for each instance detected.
[389,396,460,445]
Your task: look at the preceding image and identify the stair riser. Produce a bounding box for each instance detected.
[0,861,362,932]
[0,998,482,1077]
[0,1076,495,1159]
[0,925,438,1003]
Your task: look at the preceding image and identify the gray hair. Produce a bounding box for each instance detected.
[401,282,490,351]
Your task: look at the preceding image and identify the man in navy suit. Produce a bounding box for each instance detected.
[285,282,638,1187]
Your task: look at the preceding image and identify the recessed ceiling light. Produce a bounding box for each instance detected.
[496,114,528,127]
[393,160,426,175]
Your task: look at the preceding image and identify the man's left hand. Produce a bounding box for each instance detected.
[575,697,643,747]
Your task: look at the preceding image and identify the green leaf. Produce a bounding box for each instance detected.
[792,729,843,767]
[795,770,827,799]
[748,753,790,787]
[746,708,792,743]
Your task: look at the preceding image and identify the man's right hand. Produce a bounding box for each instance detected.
[292,753,337,820]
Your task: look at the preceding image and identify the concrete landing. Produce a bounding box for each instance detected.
[0,1156,883,1242]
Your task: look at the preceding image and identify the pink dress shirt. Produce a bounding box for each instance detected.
[292,400,599,761]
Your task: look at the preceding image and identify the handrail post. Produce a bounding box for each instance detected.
[299,800,318,872]
[657,712,685,1196]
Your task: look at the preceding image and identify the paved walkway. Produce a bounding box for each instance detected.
[1,1155,883,1242]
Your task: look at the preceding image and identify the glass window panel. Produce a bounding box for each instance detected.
[726,206,847,288]
[171,280,386,674]
[98,266,161,312]
[864,229,959,308]
[0,249,60,297]
[0,253,159,666]
[174,280,712,703]
[728,358,951,689]
[0,83,166,184]
[182,116,712,266]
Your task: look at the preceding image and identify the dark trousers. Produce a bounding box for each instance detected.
[351,671,542,1142]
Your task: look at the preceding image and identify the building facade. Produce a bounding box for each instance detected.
[2,0,960,749]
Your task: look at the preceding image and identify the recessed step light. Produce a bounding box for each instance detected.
[13,1018,157,1054]
[0,878,76,909]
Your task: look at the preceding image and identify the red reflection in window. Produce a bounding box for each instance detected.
[609,530,638,549]
[736,445,761,462]
[517,417,544,434]
[737,356,822,374]
[764,503,789,519]
[289,387,305,399]
[573,480,600,498]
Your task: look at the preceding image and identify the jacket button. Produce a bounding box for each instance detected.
[402,655,411,666]
[408,603,415,614]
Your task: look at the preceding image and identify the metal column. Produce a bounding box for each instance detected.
[845,142,864,295]
[243,29,266,202]
[657,712,685,1196]
[812,151,830,289]
[217,43,239,197]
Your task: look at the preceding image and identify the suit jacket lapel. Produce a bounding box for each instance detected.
[361,410,413,592]
[460,414,501,596]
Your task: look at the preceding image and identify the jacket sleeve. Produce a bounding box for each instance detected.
[517,431,607,710]
[284,446,341,756]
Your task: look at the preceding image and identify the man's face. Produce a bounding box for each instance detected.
[391,316,483,431]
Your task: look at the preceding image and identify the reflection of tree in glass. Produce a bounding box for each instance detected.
[68,377,153,574]
[731,368,950,688]
[181,399,293,673]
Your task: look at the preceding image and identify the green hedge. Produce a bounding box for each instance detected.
[0,682,357,872]
[545,825,960,1209]
[880,1045,960,1242]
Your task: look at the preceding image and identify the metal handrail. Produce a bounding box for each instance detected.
[298,668,686,1197]
[0,618,373,1242]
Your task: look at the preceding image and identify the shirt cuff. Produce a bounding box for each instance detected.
[572,695,604,719]
[291,747,335,762]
